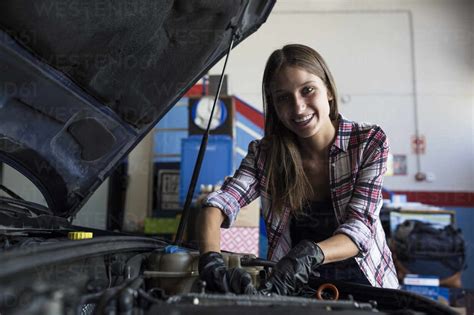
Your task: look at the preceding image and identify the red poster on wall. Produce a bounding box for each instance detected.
[411,135,426,154]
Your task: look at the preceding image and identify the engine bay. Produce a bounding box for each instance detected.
[0,232,457,315]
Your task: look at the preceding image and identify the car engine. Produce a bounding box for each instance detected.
[0,233,457,315]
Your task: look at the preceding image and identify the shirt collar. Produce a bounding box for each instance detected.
[331,113,353,154]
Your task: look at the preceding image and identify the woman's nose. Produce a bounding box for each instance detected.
[293,94,306,112]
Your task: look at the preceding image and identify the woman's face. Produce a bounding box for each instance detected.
[270,66,333,139]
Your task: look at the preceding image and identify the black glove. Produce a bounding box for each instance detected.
[259,240,325,296]
[198,251,257,294]
[227,267,257,295]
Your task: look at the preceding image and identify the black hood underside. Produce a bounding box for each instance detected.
[0,0,274,218]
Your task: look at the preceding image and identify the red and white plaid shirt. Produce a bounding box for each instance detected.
[204,115,399,289]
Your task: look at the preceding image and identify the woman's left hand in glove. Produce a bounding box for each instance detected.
[258,240,325,296]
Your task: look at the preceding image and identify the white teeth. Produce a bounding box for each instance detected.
[294,114,313,123]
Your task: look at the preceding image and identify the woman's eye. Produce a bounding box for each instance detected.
[276,94,289,102]
[302,86,314,95]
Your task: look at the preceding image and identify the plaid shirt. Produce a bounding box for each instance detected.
[204,115,399,289]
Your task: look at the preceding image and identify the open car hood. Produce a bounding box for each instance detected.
[0,0,274,218]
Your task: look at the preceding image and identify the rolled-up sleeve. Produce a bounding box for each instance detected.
[335,128,388,256]
[202,140,261,228]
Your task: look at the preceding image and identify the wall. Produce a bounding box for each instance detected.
[72,179,109,229]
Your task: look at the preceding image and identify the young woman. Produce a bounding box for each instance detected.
[197,44,399,295]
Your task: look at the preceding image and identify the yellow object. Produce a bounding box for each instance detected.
[144,216,181,234]
[385,153,394,176]
[68,231,93,240]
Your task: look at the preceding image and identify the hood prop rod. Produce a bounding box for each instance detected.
[175,28,239,245]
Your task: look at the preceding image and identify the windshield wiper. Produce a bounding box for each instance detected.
[0,184,53,216]
[0,184,24,201]
[0,196,53,216]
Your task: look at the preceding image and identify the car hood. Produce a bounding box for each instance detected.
[0,0,274,218]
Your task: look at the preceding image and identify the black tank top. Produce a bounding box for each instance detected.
[290,198,337,244]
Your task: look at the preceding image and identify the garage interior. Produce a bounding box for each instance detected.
[0,0,472,313]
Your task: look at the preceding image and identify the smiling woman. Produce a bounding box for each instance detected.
[199,44,399,294]
[262,45,340,215]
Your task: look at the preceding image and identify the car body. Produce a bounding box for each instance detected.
[0,1,457,314]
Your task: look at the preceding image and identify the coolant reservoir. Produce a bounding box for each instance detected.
[145,249,200,295]
[145,248,262,295]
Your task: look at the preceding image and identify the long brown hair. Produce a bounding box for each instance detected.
[262,44,339,214]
